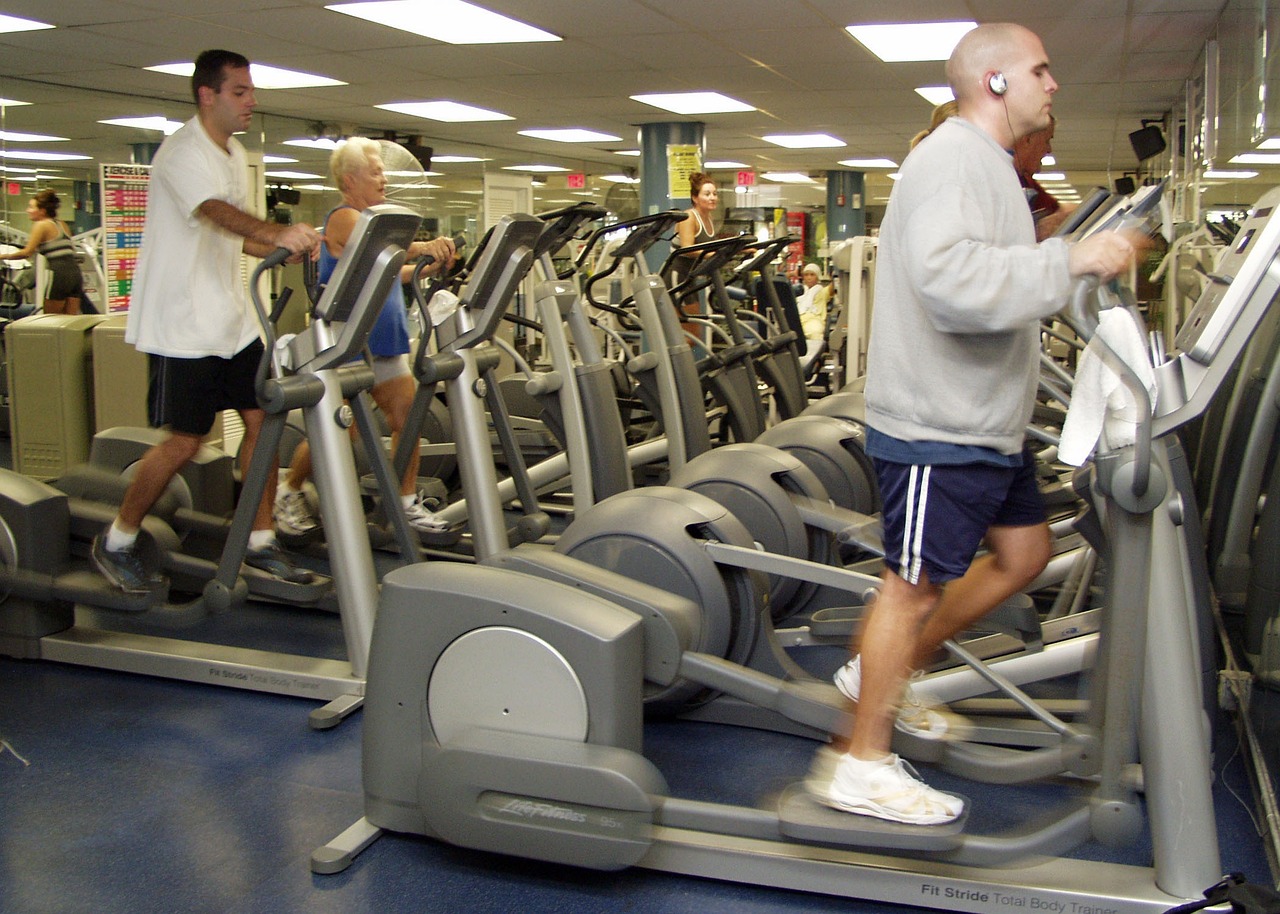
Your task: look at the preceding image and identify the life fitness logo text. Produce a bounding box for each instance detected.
[496,799,588,823]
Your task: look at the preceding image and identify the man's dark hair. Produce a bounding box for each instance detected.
[191,49,250,104]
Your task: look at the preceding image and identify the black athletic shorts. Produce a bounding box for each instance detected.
[147,339,264,436]
[874,451,1046,585]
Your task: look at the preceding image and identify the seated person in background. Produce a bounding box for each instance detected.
[795,262,830,364]
[274,136,455,537]
[1014,116,1076,240]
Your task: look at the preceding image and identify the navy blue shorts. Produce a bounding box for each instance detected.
[147,340,264,436]
[874,452,1046,585]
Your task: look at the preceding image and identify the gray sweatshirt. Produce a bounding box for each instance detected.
[864,117,1072,456]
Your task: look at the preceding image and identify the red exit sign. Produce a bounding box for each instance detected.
[566,173,586,189]
[736,170,756,187]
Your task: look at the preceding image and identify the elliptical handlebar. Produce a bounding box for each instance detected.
[730,234,795,281]
[535,202,608,261]
[575,209,688,268]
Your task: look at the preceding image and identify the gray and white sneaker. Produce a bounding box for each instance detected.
[822,751,964,825]
[274,488,318,537]
[834,655,952,740]
[402,494,450,533]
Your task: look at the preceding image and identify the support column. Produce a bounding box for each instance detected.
[826,170,866,241]
[130,143,161,165]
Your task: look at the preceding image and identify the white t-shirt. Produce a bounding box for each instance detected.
[125,115,260,358]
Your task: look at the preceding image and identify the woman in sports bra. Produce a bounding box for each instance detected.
[671,172,719,311]
[0,189,84,314]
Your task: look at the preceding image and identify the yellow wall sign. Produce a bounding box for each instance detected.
[666,144,702,201]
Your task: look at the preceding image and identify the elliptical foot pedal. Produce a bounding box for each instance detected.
[777,782,968,851]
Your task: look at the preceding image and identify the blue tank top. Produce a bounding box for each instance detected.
[319,205,409,357]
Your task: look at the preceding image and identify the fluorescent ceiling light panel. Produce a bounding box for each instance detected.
[847,21,977,62]
[146,62,345,89]
[0,13,53,33]
[630,92,754,115]
[761,172,816,183]
[431,155,488,163]
[615,149,641,157]
[1033,172,1065,181]
[0,98,31,107]
[262,154,299,164]
[600,174,640,184]
[838,157,898,168]
[284,137,342,149]
[99,116,183,135]
[1205,169,1259,179]
[0,130,66,142]
[265,170,323,179]
[915,86,955,106]
[519,128,622,143]
[1230,153,1280,164]
[503,164,569,173]
[326,0,559,44]
[763,134,845,149]
[0,150,89,161]
[1256,138,1280,149]
[1041,154,1056,166]
[378,101,512,122]
[706,160,748,169]
[0,165,38,173]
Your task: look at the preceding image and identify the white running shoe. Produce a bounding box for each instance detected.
[274,488,318,536]
[822,752,964,825]
[833,655,951,740]
[402,494,450,533]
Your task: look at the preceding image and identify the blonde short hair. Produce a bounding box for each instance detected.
[330,136,381,188]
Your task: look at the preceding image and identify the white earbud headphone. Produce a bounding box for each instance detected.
[988,72,1008,96]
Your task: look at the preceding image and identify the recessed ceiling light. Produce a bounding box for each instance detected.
[614,149,641,157]
[1033,172,1065,181]
[1205,169,1259,179]
[846,21,977,62]
[761,172,816,183]
[600,174,640,184]
[1041,154,1057,166]
[0,150,90,161]
[146,62,345,89]
[0,130,67,142]
[263,154,299,164]
[266,170,323,180]
[838,158,898,168]
[915,86,956,106]
[630,92,755,115]
[98,116,183,135]
[326,0,559,44]
[1230,153,1280,164]
[519,128,622,143]
[0,165,38,174]
[706,160,748,169]
[0,13,53,33]
[295,184,334,192]
[378,101,512,122]
[1256,138,1280,149]
[284,137,342,150]
[0,98,31,107]
[763,134,845,149]
[503,164,570,173]
[431,154,489,163]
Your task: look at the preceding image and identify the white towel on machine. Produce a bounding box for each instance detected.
[1057,307,1157,467]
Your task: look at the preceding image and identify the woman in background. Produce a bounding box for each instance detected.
[0,189,84,314]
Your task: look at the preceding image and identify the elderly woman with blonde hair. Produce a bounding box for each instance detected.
[274,136,456,537]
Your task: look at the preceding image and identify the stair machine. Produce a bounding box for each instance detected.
[0,204,421,728]
[310,191,1280,910]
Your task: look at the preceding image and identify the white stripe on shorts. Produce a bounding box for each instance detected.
[901,465,931,584]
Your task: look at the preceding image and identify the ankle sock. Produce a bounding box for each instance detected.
[105,521,138,554]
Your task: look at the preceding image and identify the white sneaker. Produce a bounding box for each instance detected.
[834,655,950,740]
[274,488,318,536]
[402,494,450,533]
[804,745,842,796]
[823,752,964,825]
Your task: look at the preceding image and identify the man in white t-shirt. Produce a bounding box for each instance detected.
[93,49,322,593]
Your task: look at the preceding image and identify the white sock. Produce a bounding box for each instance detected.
[105,521,138,553]
[248,529,277,551]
